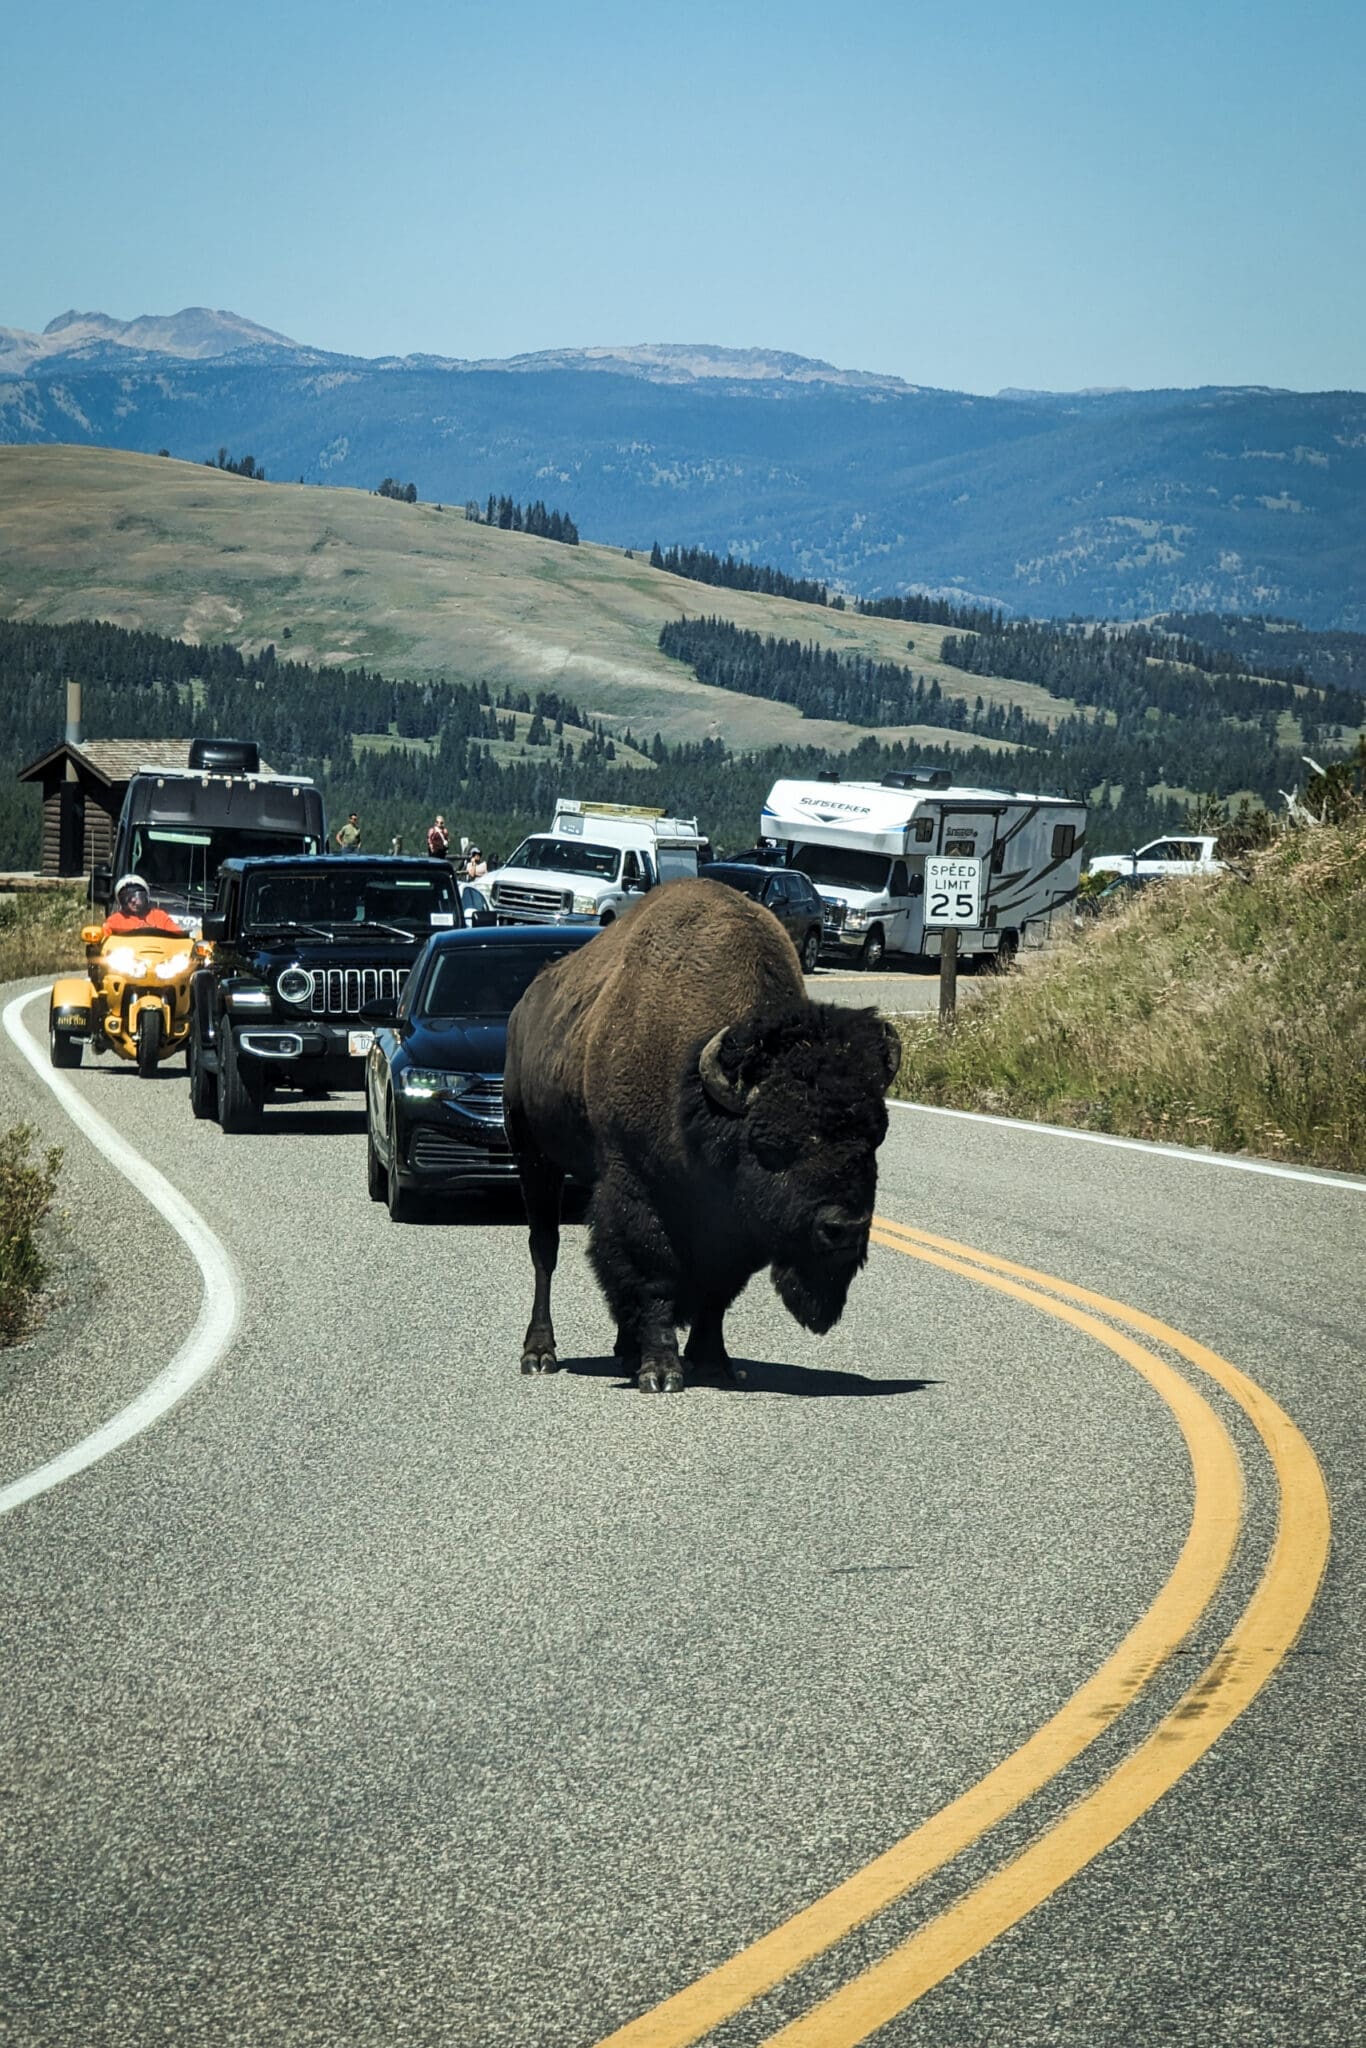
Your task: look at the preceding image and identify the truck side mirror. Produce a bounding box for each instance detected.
[91,863,112,905]
[201,912,229,942]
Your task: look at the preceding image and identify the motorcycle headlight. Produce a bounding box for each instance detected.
[105,947,148,976]
[154,952,193,980]
[277,966,314,1006]
[399,1068,474,1100]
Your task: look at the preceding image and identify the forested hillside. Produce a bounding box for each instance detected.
[1153,614,1366,697]
[5,613,1359,873]
[651,612,1361,837]
[657,618,1046,742]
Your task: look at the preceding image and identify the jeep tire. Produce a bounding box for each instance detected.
[218,1026,263,1135]
[188,1018,218,1120]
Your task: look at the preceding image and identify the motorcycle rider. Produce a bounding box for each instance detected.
[103,873,183,936]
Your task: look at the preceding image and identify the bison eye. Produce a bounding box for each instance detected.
[750,1126,803,1170]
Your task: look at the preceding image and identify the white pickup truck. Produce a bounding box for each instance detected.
[484,800,706,927]
[1088,834,1226,880]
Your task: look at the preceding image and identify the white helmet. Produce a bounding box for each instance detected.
[114,872,151,913]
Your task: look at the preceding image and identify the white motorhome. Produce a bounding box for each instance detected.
[761,769,1088,968]
[486,800,706,927]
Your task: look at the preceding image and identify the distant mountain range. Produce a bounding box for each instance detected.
[3,307,1363,627]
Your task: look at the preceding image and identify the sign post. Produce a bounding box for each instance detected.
[923,856,984,1026]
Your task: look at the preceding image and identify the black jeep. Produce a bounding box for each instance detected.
[188,855,464,1132]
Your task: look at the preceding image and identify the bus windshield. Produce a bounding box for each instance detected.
[788,844,892,892]
[132,825,319,905]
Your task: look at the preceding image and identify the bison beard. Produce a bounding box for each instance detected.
[503,878,901,1394]
[772,1248,868,1335]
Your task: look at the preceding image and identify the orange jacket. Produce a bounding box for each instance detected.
[103,907,183,936]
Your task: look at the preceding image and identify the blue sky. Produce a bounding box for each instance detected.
[4,0,1362,392]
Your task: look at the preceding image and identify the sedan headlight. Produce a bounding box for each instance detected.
[154,952,193,981]
[105,946,148,976]
[277,966,314,1006]
[399,1068,475,1100]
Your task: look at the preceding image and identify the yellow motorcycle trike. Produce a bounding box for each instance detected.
[49,924,203,1077]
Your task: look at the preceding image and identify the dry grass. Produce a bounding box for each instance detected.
[0,1124,62,1350]
[890,819,1366,1171]
[0,445,1069,750]
[0,888,90,985]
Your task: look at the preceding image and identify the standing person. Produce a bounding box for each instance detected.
[335,812,362,851]
[465,845,488,882]
[427,813,450,860]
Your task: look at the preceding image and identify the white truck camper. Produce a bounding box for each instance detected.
[486,800,707,927]
[761,769,1088,969]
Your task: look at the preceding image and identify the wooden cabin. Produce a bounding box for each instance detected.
[19,735,198,879]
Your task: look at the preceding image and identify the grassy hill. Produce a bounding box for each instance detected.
[891,805,1366,1171]
[5,353,1365,626]
[0,445,1054,753]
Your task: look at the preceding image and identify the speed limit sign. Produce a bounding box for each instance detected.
[923,856,984,928]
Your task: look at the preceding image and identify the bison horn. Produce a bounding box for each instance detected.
[698,1028,752,1114]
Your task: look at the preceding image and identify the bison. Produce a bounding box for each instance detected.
[503,878,901,1393]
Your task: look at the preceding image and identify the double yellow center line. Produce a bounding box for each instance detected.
[594,1222,1330,2048]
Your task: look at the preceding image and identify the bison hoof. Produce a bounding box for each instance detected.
[521,1348,560,1375]
[638,1361,686,1395]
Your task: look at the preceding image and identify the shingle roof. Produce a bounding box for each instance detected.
[20,740,275,784]
[79,739,200,780]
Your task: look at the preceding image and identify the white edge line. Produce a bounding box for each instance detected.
[1,986,241,1516]
[889,1097,1366,1193]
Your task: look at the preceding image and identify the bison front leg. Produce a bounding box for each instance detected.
[588,1172,686,1394]
[518,1151,565,1374]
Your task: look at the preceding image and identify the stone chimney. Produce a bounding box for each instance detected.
[65,679,83,749]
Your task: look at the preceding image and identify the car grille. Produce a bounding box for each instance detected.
[489,882,574,922]
[410,1126,517,1174]
[820,898,847,936]
[307,966,407,1016]
[456,1076,505,1121]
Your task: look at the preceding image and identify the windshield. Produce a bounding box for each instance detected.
[504,837,621,881]
[656,847,700,882]
[132,825,319,905]
[419,945,573,1019]
[789,844,892,892]
[242,867,459,930]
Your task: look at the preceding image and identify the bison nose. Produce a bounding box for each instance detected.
[813,1204,872,1256]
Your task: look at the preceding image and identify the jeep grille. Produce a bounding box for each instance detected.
[307,966,407,1016]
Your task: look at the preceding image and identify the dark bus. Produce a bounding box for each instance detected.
[94,739,326,928]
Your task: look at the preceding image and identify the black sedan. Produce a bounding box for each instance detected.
[363,924,600,1220]
[699,862,825,972]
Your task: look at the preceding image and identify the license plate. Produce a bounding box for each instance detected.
[348,1030,374,1057]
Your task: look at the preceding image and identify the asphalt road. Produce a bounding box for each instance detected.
[2,980,1363,2048]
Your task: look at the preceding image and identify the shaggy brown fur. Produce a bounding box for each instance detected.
[504,878,900,1392]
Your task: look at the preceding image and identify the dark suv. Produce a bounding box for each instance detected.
[700,862,825,973]
[188,856,464,1132]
